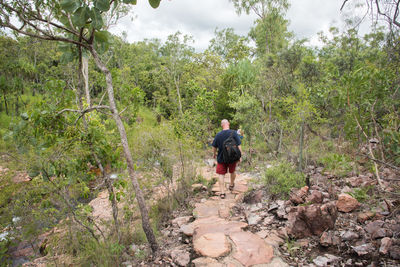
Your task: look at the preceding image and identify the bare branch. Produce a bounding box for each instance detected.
[57,105,111,116]
[340,0,350,11]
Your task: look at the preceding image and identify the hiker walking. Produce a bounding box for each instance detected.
[212,119,242,199]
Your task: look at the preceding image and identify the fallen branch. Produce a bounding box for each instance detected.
[358,152,400,172]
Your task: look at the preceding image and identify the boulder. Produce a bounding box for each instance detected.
[336,193,360,213]
[287,202,337,238]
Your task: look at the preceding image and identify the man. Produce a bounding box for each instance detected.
[212,119,242,199]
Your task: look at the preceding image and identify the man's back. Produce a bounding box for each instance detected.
[212,129,241,163]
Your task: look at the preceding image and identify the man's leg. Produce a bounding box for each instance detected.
[219,174,226,195]
[216,163,227,196]
[230,172,236,188]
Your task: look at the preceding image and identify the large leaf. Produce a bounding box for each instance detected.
[123,0,137,4]
[72,6,90,27]
[60,0,81,13]
[148,0,161,8]
[90,8,103,30]
[94,31,109,43]
[95,0,110,12]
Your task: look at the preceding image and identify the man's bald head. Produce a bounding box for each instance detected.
[221,119,230,130]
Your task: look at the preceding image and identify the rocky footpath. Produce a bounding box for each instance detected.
[157,171,288,267]
[155,163,399,267]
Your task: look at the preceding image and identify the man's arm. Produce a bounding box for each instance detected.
[213,146,217,159]
[238,145,242,162]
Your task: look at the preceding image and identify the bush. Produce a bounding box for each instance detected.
[262,161,305,198]
[319,153,353,177]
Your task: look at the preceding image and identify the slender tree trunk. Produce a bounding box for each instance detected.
[3,94,9,115]
[298,120,305,172]
[77,50,120,240]
[82,56,91,107]
[89,46,158,253]
[173,74,183,116]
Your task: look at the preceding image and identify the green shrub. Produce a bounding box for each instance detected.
[348,186,373,203]
[319,153,353,177]
[262,161,306,198]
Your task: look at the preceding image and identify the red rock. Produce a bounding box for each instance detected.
[194,232,231,258]
[264,232,285,247]
[230,231,274,266]
[357,212,375,223]
[319,231,340,247]
[172,216,192,227]
[192,257,223,267]
[289,186,309,205]
[371,228,392,239]
[352,243,375,256]
[336,193,360,212]
[306,190,323,204]
[380,237,392,255]
[365,220,385,234]
[170,249,190,266]
[287,202,337,238]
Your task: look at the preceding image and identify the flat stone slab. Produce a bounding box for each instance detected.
[194,200,221,218]
[194,232,231,258]
[230,231,274,266]
[194,220,248,241]
[181,216,226,236]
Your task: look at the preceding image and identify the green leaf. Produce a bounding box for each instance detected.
[123,0,137,4]
[72,6,90,27]
[94,31,109,43]
[60,0,81,13]
[95,0,111,12]
[148,0,161,8]
[90,8,103,30]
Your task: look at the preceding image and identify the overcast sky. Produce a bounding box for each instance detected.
[110,0,372,51]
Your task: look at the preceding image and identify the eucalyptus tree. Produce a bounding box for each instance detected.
[160,32,194,116]
[0,0,162,253]
[208,27,251,65]
[229,0,290,55]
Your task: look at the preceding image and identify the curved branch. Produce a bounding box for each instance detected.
[57,105,111,116]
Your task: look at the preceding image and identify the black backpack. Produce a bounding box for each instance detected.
[222,131,241,164]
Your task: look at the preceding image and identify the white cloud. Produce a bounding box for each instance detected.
[110,0,376,51]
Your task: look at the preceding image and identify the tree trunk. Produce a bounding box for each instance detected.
[78,50,120,240]
[82,56,91,107]
[298,120,305,172]
[3,94,9,115]
[173,74,183,116]
[89,46,158,253]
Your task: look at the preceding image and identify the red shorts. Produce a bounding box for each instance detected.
[216,162,238,175]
